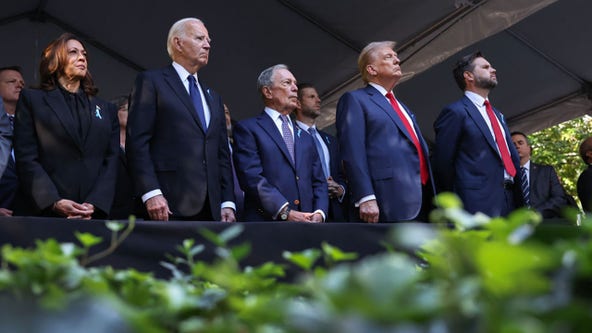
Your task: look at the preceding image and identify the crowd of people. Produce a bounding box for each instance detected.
[0,17,589,223]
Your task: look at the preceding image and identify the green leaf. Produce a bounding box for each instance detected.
[182,239,195,250]
[199,228,223,247]
[283,249,321,271]
[433,192,463,209]
[321,242,358,262]
[249,262,285,278]
[105,221,125,232]
[230,243,251,262]
[75,232,103,248]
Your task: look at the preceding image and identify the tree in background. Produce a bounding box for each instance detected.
[527,116,592,205]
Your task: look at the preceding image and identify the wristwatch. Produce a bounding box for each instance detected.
[279,207,291,221]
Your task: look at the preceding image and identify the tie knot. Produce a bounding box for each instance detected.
[385,91,395,99]
[280,115,289,123]
[521,166,527,172]
[308,127,316,135]
[187,75,196,85]
[483,99,491,107]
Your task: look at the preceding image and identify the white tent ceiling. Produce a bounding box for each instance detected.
[1,0,589,140]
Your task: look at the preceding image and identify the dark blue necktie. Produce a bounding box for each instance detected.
[308,127,329,178]
[187,75,207,130]
[521,166,530,207]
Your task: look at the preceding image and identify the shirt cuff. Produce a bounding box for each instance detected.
[355,194,376,207]
[338,185,346,203]
[273,202,289,220]
[142,189,163,203]
[221,201,236,211]
[312,209,326,222]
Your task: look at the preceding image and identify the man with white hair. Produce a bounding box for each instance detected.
[127,17,235,221]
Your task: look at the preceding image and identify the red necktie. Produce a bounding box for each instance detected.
[484,100,516,177]
[386,92,428,185]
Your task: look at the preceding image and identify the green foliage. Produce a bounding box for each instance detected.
[528,115,592,200]
[2,199,592,332]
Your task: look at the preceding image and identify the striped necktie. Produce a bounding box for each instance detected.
[521,166,530,207]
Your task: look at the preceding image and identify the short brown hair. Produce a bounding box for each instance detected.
[39,32,98,96]
[452,51,483,91]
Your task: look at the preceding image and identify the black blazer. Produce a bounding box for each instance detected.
[13,88,119,216]
[126,65,234,219]
[529,162,568,218]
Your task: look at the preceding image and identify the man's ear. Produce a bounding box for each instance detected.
[366,65,376,76]
[262,86,273,99]
[173,36,183,52]
[463,70,473,83]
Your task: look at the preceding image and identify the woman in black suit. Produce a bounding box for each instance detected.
[14,33,119,219]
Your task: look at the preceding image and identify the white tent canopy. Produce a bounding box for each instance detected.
[1,0,589,139]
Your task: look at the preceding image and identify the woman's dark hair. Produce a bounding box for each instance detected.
[39,32,98,96]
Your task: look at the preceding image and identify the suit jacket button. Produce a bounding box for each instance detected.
[296,176,300,180]
[294,199,300,205]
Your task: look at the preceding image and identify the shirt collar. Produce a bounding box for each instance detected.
[522,160,531,170]
[465,90,488,107]
[172,61,198,83]
[264,107,287,121]
[295,120,313,132]
[368,82,389,96]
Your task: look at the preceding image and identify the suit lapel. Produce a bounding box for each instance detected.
[293,125,305,170]
[462,96,498,154]
[529,163,539,197]
[80,96,99,147]
[365,86,416,145]
[319,129,339,174]
[200,82,217,136]
[44,89,83,150]
[405,107,431,162]
[256,112,295,169]
[84,97,105,150]
[162,66,205,134]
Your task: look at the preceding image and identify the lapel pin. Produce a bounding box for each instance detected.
[95,105,102,119]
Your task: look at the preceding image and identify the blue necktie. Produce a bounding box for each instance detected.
[308,127,329,178]
[521,166,530,207]
[187,75,207,130]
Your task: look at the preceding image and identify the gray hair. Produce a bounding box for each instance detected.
[166,17,203,58]
[257,64,289,97]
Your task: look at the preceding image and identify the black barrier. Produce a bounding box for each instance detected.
[0,217,405,279]
[0,217,580,280]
